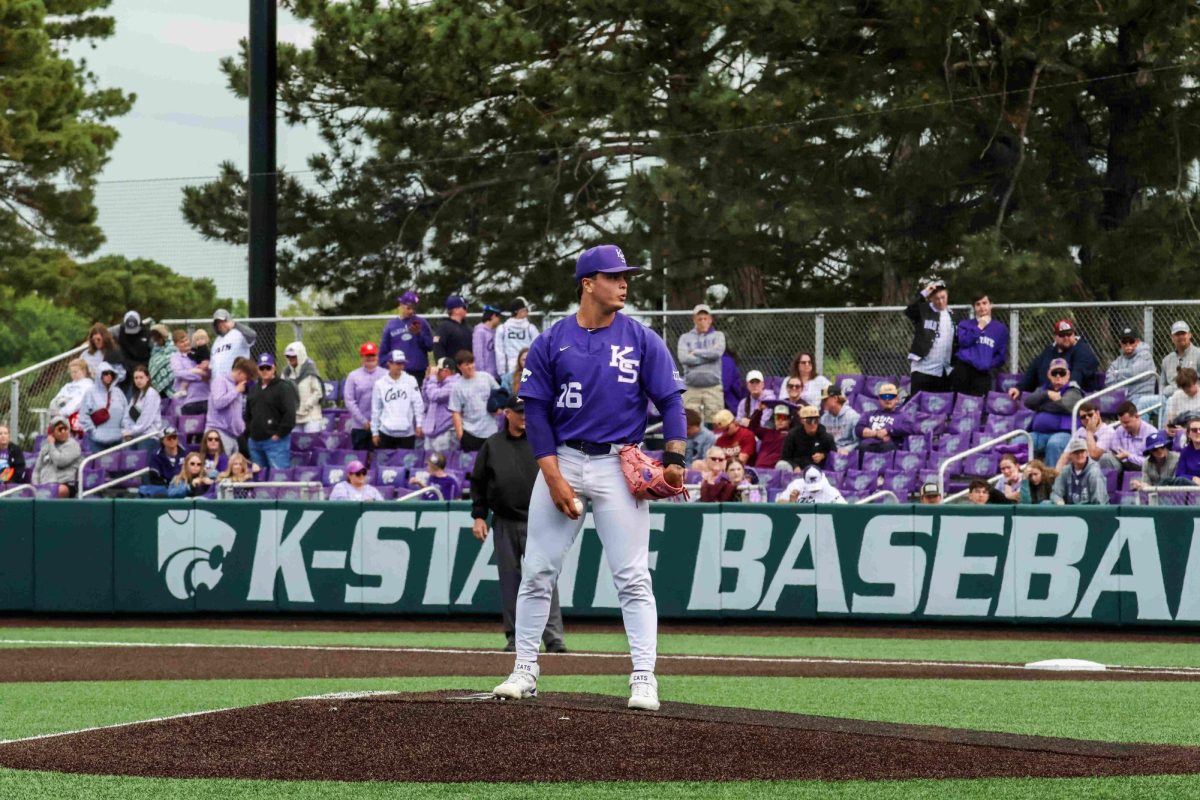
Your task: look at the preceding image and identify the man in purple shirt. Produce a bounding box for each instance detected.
[1177,420,1200,482]
[1100,400,1158,472]
[952,292,1009,396]
[422,356,460,456]
[473,304,503,379]
[379,290,434,386]
[854,383,913,453]
[343,342,385,452]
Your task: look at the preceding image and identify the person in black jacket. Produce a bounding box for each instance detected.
[433,295,474,363]
[471,395,566,653]
[243,353,298,470]
[1009,318,1101,398]
[780,405,836,472]
[115,311,153,394]
[905,279,955,394]
[0,423,25,486]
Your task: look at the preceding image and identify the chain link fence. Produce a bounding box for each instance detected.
[6,301,1200,447]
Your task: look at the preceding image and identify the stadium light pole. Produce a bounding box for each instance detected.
[248,0,277,320]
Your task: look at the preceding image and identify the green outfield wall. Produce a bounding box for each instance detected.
[1,499,1199,623]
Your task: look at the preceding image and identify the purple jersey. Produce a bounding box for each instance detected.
[520,313,684,444]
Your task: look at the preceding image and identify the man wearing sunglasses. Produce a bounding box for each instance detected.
[1056,401,1112,470]
[328,459,384,502]
[854,382,912,454]
[1175,421,1200,484]
[1009,319,1100,400]
[1023,358,1083,467]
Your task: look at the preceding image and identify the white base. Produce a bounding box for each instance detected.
[1024,658,1107,672]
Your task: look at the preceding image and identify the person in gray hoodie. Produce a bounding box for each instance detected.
[1051,439,1109,505]
[33,416,82,497]
[79,362,128,453]
[677,303,726,421]
[1105,327,1157,412]
[282,340,325,433]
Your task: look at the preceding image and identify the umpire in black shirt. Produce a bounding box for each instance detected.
[471,395,566,653]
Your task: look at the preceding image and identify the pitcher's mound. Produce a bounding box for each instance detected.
[1,691,1197,783]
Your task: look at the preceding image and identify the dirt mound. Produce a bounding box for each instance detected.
[1,691,1198,783]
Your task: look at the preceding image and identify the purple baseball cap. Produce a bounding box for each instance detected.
[445,295,467,310]
[257,353,275,368]
[397,290,419,306]
[574,244,641,281]
[346,459,367,475]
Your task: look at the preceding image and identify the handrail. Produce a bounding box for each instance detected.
[1135,485,1200,506]
[217,480,324,499]
[80,467,150,498]
[0,345,86,387]
[1070,370,1157,436]
[855,490,899,505]
[75,433,160,497]
[395,485,445,502]
[937,429,1034,495]
[0,484,37,498]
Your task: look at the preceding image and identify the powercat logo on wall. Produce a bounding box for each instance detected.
[157,509,237,600]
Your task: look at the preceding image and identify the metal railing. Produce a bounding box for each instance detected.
[937,429,1034,496]
[1070,370,1158,436]
[855,490,899,505]
[0,484,37,499]
[75,432,159,498]
[80,467,150,498]
[396,485,445,502]
[1135,485,1200,506]
[0,346,86,440]
[217,480,324,500]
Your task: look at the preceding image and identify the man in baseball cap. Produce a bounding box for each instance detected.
[1104,326,1156,411]
[744,401,792,470]
[380,289,434,385]
[1025,357,1082,467]
[1164,320,1200,396]
[1009,316,1100,400]
[343,343,384,452]
[679,300,725,424]
[495,294,539,378]
[140,425,186,497]
[244,351,297,471]
[819,383,860,455]
[780,404,835,473]
[434,294,473,365]
[474,304,505,379]
[855,382,912,454]
[574,244,641,282]
[918,481,942,504]
[735,369,775,421]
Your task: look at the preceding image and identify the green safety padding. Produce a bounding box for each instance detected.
[34,499,113,612]
[0,500,35,610]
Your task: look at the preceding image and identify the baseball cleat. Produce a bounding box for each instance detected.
[493,661,539,700]
[627,671,659,711]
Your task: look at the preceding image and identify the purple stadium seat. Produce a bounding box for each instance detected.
[843,469,881,493]
[952,394,985,417]
[1102,470,1120,496]
[1012,408,1034,428]
[1098,391,1128,416]
[95,450,124,475]
[904,434,931,455]
[122,449,150,472]
[959,452,998,477]
[765,375,786,394]
[915,391,955,416]
[859,450,894,473]
[383,448,426,469]
[288,451,315,466]
[983,415,1019,437]
[882,470,918,496]
[852,394,882,415]
[177,414,206,442]
[453,451,478,472]
[829,452,852,473]
[863,376,898,399]
[291,432,322,451]
[985,390,1019,416]
[1121,472,1143,491]
[322,379,341,403]
[894,450,926,472]
[834,374,865,398]
[936,432,970,455]
[946,413,981,436]
[293,465,322,483]
[995,373,1022,392]
[33,483,60,498]
[321,464,348,487]
[913,414,947,437]
[375,464,406,487]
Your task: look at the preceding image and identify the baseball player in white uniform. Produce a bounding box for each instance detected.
[492,245,687,711]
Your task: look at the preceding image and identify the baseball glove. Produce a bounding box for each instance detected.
[618,445,689,501]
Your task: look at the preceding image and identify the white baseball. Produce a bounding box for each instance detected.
[572,498,584,515]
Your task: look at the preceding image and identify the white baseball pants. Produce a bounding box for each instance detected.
[515,444,657,672]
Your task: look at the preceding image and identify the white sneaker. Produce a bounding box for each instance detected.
[627,671,659,711]
[493,661,539,700]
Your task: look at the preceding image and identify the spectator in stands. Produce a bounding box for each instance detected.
[685,408,716,469]
[421,357,460,456]
[777,465,847,504]
[211,308,256,379]
[198,430,229,477]
[1101,401,1157,472]
[1023,358,1082,468]
[722,348,746,415]
[781,376,806,409]
[1166,367,1200,436]
[216,452,256,497]
[372,350,425,450]
[147,324,175,399]
[434,295,473,363]
[139,426,184,497]
[244,353,297,471]
[699,446,737,502]
[997,454,1023,502]
[746,403,794,470]
[1131,432,1186,491]
[905,279,954,394]
[380,291,435,386]
[820,385,860,455]
[33,416,81,497]
[678,304,726,421]
[495,297,539,380]
[206,356,256,456]
[282,341,325,434]
[918,481,942,504]
[115,311,152,393]
[473,304,504,379]
[781,405,835,473]
[711,409,755,465]
[787,352,830,407]
[82,322,125,385]
[166,452,215,499]
[121,365,163,448]
[407,451,459,499]
[1009,319,1100,399]
[735,370,776,422]
[500,347,529,395]
[952,293,1009,397]
[1051,439,1108,505]
[471,394,566,653]
[0,424,25,485]
[1162,321,1200,396]
[49,358,93,438]
[855,382,911,453]
[344,343,383,452]
[450,349,499,453]
[80,362,127,453]
[1105,326,1157,412]
[1173,421,1200,484]
[328,459,384,502]
[726,460,763,502]
[1020,459,1056,504]
[968,477,1013,505]
[1057,401,1113,469]
[171,330,210,416]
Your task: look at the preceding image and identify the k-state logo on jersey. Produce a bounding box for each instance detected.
[609,345,639,384]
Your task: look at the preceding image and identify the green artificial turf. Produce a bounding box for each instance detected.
[2,625,1200,668]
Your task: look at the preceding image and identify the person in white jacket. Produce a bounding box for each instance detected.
[121,365,164,448]
[777,465,847,504]
[49,358,94,436]
[495,297,539,377]
[282,340,325,433]
[371,350,425,449]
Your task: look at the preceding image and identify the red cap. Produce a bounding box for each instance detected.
[360,342,378,356]
[1053,319,1074,334]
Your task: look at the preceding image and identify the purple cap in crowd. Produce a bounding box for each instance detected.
[398,291,419,306]
[445,295,467,310]
[257,353,275,368]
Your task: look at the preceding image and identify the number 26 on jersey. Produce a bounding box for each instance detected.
[556,382,583,408]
